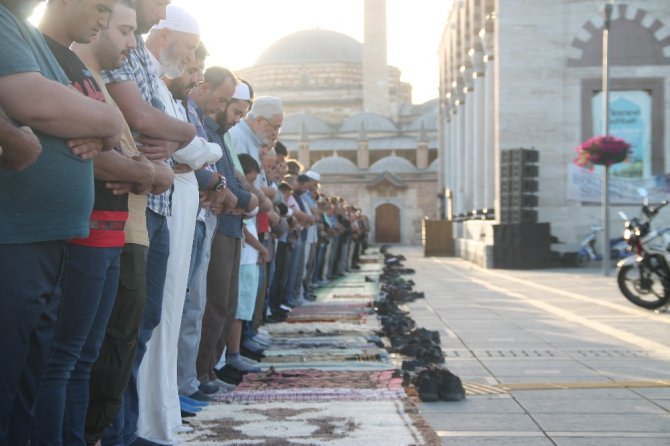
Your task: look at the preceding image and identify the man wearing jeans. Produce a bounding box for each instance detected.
[0,1,123,443]
[95,0,197,443]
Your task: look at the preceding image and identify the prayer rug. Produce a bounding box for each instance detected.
[286,313,368,324]
[264,322,376,338]
[260,361,394,372]
[269,335,380,350]
[332,293,375,299]
[178,399,441,446]
[211,388,406,403]
[287,302,372,316]
[234,368,403,391]
[262,347,389,364]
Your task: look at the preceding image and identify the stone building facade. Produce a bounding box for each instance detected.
[439,0,670,266]
[237,0,440,244]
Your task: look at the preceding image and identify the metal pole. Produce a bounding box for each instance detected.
[602,3,612,276]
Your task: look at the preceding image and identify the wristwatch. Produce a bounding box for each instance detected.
[212,173,226,192]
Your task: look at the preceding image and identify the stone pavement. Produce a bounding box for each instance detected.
[394,246,670,446]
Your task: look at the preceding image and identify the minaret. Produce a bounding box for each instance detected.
[363,0,390,116]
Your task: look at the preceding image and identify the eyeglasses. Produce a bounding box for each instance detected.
[261,117,282,132]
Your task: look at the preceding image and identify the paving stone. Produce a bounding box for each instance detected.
[421,413,541,432]
[551,436,670,446]
[441,436,554,446]
[517,397,667,414]
[533,413,670,433]
[419,396,524,414]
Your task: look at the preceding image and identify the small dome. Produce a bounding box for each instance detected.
[256,29,363,66]
[369,155,418,174]
[311,156,359,175]
[404,110,438,132]
[282,113,332,135]
[427,158,440,172]
[340,112,398,133]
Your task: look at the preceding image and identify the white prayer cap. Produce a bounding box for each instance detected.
[305,170,321,182]
[232,83,252,101]
[152,5,200,36]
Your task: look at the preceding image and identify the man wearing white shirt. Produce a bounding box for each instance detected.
[134,6,225,444]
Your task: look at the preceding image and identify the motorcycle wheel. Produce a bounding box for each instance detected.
[617,264,670,309]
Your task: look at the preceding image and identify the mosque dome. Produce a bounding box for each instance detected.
[282,113,333,135]
[340,112,398,133]
[404,110,438,132]
[256,29,363,66]
[310,156,359,175]
[369,155,418,174]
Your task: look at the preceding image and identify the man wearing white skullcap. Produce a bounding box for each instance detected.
[135,5,221,444]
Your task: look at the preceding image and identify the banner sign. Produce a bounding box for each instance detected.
[566,164,670,204]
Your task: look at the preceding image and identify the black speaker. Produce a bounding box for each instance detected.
[500,148,539,224]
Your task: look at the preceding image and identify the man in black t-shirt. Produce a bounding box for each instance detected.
[32,1,155,444]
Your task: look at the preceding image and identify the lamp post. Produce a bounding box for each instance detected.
[601,1,613,276]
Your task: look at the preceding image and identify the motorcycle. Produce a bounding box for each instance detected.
[576,225,628,267]
[616,192,670,310]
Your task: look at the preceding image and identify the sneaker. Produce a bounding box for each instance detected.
[179,396,208,408]
[240,345,265,362]
[178,400,202,413]
[181,409,196,418]
[211,378,236,392]
[417,373,440,402]
[252,333,272,343]
[198,381,220,395]
[243,339,266,353]
[249,336,271,349]
[173,424,194,434]
[266,312,287,323]
[186,390,211,403]
[215,365,245,383]
[240,355,260,367]
[438,370,465,401]
[279,304,293,312]
[227,356,261,373]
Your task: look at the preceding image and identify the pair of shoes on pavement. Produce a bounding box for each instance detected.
[413,366,465,402]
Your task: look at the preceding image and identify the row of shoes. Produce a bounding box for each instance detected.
[372,250,464,403]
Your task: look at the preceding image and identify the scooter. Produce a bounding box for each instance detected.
[616,190,670,310]
[575,225,628,267]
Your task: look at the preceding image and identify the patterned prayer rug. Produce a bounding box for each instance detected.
[178,399,441,446]
[262,347,389,364]
[233,368,403,391]
[264,322,377,338]
[269,335,381,350]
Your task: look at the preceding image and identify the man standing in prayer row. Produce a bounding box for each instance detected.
[0,1,124,443]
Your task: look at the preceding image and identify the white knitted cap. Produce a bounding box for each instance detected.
[151,5,200,35]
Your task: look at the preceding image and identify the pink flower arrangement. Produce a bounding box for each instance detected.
[573,135,630,171]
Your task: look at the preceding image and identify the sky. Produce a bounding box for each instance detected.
[31,0,452,105]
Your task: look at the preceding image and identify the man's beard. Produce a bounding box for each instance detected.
[159,43,184,79]
[97,34,127,71]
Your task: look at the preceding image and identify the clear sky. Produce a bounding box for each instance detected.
[31,0,452,104]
